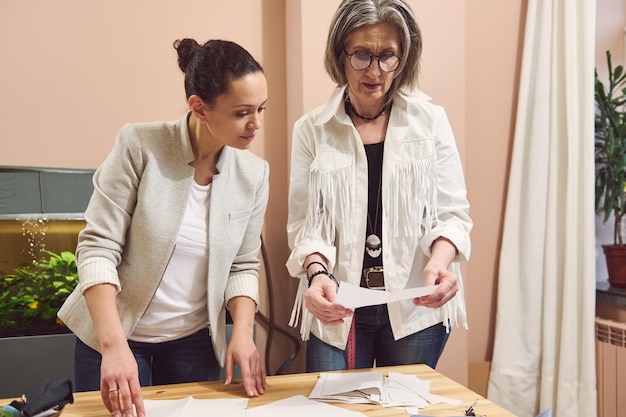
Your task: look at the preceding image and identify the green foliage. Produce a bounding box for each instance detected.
[595,50,626,245]
[0,250,78,337]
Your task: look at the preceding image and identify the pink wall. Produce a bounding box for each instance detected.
[596,0,626,79]
[465,0,526,365]
[0,1,265,169]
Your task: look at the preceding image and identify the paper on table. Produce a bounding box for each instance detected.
[334,281,438,309]
[309,370,462,411]
[143,397,248,417]
[383,372,429,408]
[385,372,461,407]
[309,371,383,404]
[245,395,367,417]
[324,371,382,401]
[410,415,467,417]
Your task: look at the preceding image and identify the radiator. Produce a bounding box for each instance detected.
[595,317,626,417]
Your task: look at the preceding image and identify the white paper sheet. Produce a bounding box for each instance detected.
[335,282,438,309]
[385,372,461,407]
[383,372,429,408]
[245,395,367,417]
[321,371,384,397]
[143,397,248,417]
[309,371,384,404]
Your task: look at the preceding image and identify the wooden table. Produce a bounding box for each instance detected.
[4,364,516,416]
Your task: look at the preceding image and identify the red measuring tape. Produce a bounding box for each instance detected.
[347,319,356,369]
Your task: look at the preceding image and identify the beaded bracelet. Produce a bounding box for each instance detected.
[307,269,339,288]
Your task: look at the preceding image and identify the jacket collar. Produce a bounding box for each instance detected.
[180,112,196,164]
[313,86,433,127]
[180,112,231,175]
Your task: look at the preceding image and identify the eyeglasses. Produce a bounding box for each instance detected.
[345,51,402,72]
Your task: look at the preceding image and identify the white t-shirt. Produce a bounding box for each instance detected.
[130,180,210,342]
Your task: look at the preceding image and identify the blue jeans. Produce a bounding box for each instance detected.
[73,329,220,392]
[306,304,449,372]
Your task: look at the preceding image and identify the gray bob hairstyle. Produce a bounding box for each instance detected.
[324,0,422,101]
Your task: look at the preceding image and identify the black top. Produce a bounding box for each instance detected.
[363,141,384,270]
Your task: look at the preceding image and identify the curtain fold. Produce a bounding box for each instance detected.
[487,1,597,416]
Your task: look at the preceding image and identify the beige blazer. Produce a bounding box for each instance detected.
[58,114,270,366]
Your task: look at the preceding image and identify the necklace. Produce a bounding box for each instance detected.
[365,170,382,259]
[344,91,390,121]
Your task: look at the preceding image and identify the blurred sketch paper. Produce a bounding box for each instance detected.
[335,281,437,309]
[384,372,461,408]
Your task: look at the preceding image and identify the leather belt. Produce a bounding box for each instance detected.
[362,266,385,290]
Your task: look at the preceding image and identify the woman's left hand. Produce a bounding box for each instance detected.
[414,269,459,308]
[224,330,267,397]
[414,237,459,308]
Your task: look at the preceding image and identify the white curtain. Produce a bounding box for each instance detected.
[487,1,597,417]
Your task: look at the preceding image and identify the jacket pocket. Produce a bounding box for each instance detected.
[229,208,253,221]
[311,145,353,171]
[399,136,435,161]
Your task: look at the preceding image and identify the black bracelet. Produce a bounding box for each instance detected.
[307,269,328,286]
[326,272,339,288]
[305,261,327,273]
[307,269,339,288]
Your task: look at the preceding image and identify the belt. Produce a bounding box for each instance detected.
[362,266,385,290]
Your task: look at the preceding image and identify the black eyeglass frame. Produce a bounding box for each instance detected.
[344,51,402,73]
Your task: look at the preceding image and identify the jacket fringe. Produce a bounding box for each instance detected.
[307,167,354,245]
[387,156,437,238]
[288,275,313,341]
[442,263,469,331]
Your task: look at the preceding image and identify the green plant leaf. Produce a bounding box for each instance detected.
[0,250,78,336]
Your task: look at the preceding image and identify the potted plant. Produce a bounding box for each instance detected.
[0,250,78,398]
[595,50,626,287]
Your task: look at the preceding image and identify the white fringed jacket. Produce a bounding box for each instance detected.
[286,87,472,350]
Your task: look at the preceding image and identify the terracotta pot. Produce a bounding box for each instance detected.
[602,244,626,287]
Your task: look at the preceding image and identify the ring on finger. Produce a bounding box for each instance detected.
[109,386,118,392]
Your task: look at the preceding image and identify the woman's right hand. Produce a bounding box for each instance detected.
[100,343,145,417]
[84,284,145,417]
[303,276,352,325]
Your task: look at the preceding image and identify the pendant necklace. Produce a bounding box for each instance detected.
[365,172,382,258]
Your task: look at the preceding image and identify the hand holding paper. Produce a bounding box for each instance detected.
[334,281,437,310]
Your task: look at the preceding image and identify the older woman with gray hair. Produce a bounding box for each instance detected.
[287,0,472,372]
